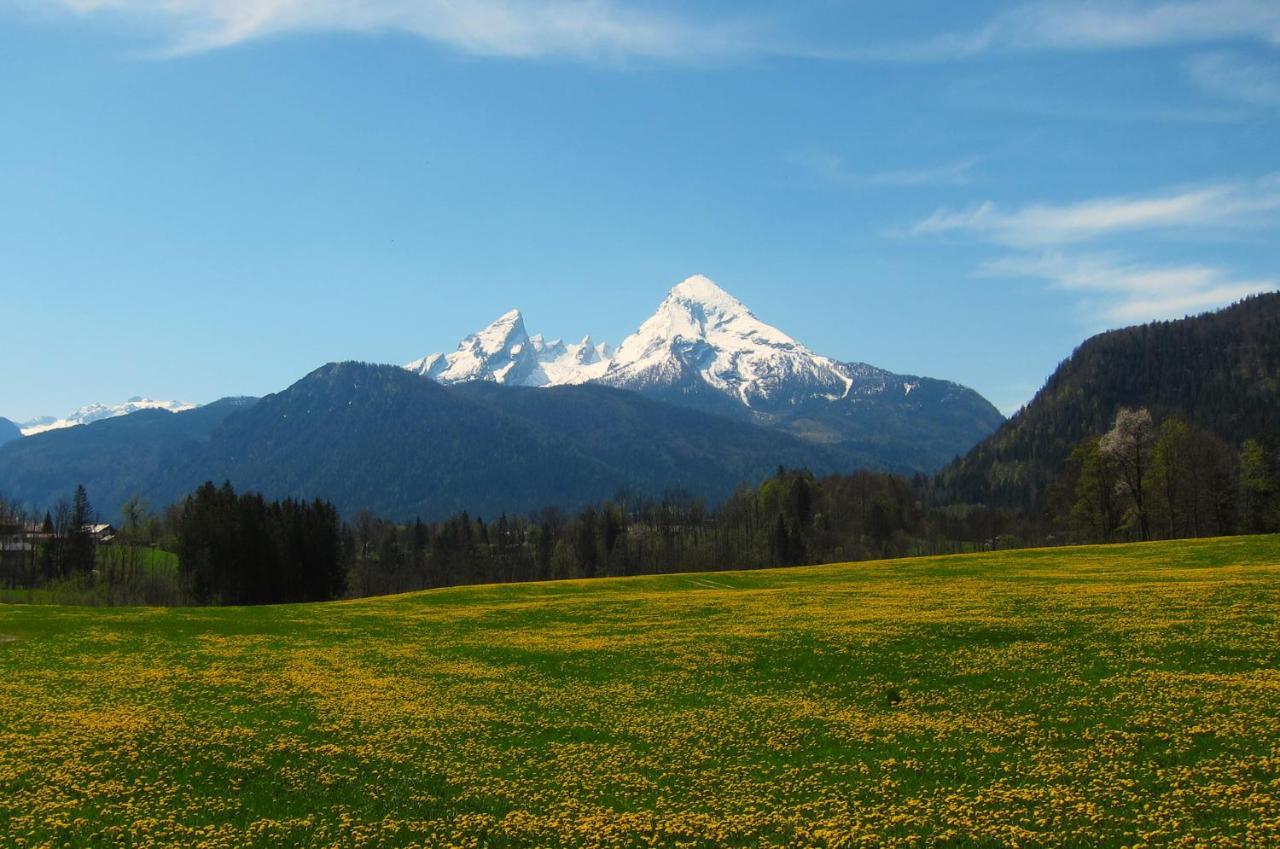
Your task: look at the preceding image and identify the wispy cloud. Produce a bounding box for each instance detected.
[1187,51,1280,105]
[794,151,978,189]
[35,0,767,61]
[856,0,1280,61]
[912,175,1280,247]
[24,1,1280,68]
[910,176,1280,325]
[980,252,1275,323]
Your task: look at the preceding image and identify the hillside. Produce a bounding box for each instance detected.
[0,418,19,446]
[938,293,1280,510]
[0,363,857,520]
[2,535,1277,846]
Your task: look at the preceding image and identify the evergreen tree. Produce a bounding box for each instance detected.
[66,484,97,573]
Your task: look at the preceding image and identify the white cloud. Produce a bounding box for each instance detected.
[22,1,1280,67]
[794,151,977,189]
[1188,51,1280,105]
[997,0,1280,51]
[34,0,766,60]
[911,176,1280,325]
[979,251,1275,323]
[857,0,1280,61]
[911,175,1280,247]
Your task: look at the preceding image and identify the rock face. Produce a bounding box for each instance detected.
[405,274,1005,471]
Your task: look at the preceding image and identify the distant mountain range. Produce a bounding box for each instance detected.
[4,280,1277,529]
[18,398,197,436]
[0,365,857,520]
[0,275,1004,520]
[938,292,1280,511]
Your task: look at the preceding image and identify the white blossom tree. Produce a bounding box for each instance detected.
[1100,407,1155,541]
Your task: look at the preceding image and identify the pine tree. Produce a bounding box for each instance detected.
[67,484,97,573]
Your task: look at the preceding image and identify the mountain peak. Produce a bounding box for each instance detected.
[666,274,745,313]
[472,309,526,344]
[405,308,610,387]
[597,275,856,408]
[407,308,533,384]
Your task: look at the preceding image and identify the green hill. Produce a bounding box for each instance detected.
[939,293,1280,511]
[2,535,1278,847]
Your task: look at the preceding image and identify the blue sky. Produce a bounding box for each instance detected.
[2,0,1278,421]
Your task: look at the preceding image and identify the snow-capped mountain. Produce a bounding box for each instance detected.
[403,274,1004,471]
[405,308,613,387]
[20,397,199,436]
[598,275,856,409]
[406,274,912,409]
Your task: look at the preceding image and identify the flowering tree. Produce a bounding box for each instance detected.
[1100,407,1155,541]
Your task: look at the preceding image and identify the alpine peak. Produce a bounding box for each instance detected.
[397,274,1001,463]
[665,274,745,312]
[406,307,607,387]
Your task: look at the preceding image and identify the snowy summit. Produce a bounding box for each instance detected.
[599,274,854,408]
[405,308,612,388]
[403,274,912,412]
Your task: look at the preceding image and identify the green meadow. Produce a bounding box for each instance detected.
[1,536,1278,847]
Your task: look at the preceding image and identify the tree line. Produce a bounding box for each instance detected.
[1045,408,1278,544]
[1,407,1276,605]
[177,481,346,605]
[336,410,1275,597]
[0,483,344,605]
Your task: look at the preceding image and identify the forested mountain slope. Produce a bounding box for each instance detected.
[0,418,20,446]
[938,293,1280,511]
[0,363,858,521]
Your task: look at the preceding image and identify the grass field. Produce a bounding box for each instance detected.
[2,536,1278,847]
